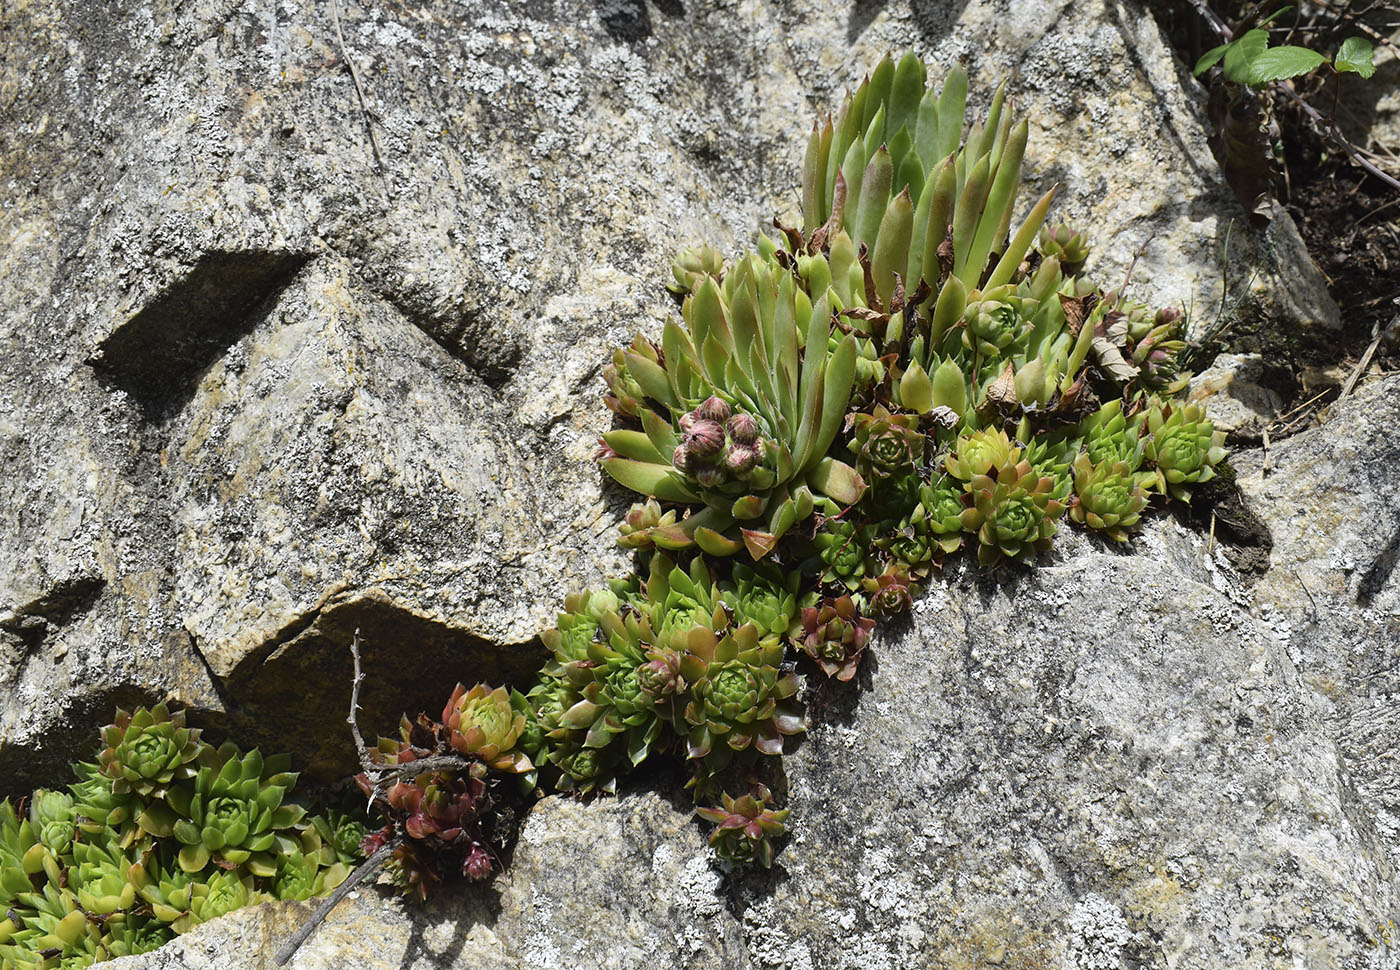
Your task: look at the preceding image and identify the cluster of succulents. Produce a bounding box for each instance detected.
[0,705,360,969]
[352,684,536,900]
[566,51,1228,861]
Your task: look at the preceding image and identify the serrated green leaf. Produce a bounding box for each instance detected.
[1246,45,1328,84]
[1223,29,1268,83]
[1335,36,1376,78]
[1194,42,1229,76]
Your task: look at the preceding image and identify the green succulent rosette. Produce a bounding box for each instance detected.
[274,844,350,903]
[851,405,924,482]
[547,739,624,797]
[165,744,305,876]
[962,286,1035,357]
[916,475,968,554]
[308,811,367,869]
[944,427,1020,482]
[553,636,667,774]
[863,566,916,617]
[667,243,724,296]
[599,250,865,560]
[1141,402,1227,500]
[1025,434,1077,502]
[724,563,801,646]
[617,499,678,550]
[165,869,269,936]
[1069,454,1147,541]
[796,595,875,681]
[1039,224,1089,275]
[28,791,75,859]
[679,622,803,784]
[68,839,138,916]
[0,800,42,910]
[959,458,1065,567]
[541,585,626,663]
[442,683,533,775]
[97,703,206,800]
[68,760,142,846]
[1,882,100,969]
[1082,399,1143,469]
[696,787,790,868]
[95,914,171,962]
[814,503,879,592]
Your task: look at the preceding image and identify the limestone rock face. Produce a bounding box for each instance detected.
[1,0,1392,967]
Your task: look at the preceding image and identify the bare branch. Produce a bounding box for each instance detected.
[327,0,387,173]
[1270,82,1400,191]
[274,839,400,966]
[348,630,376,777]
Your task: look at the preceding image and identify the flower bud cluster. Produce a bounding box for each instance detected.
[671,396,767,488]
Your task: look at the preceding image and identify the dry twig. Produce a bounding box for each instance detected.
[274,840,401,966]
[328,0,387,172]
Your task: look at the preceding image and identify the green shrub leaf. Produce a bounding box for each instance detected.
[1222,29,1269,83]
[1335,36,1376,78]
[1246,46,1328,84]
[1194,42,1229,76]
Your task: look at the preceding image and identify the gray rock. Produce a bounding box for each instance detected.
[0,0,1391,967]
[1185,352,1283,432]
[1235,375,1400,868]
[0,0,1332,782]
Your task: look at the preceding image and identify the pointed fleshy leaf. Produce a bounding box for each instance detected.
[935,66,967,160]
[640,407,680,457]
[694,527,744,557]
[853,147,893,253]
[810,333,857,464]
[601,458,700,503]
[898,358,933,413]
[966,118,1027,285]
[732,495,766,520]
[888,51,926,139]
[603,428,667,464]
[807,456,865,505]
[952,153,991,285]
[928,274,966,356]
[870,187,914,308]
[623,350,676,411]
[985,185,1056,290]
[865,55,895,134]
[838,139,867,238]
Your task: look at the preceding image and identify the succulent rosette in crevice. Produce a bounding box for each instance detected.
[0,703,363,970]
[97,704,205,801]
[696,785,791,868]
[1069,453,1148,541]
[796,595,875,681]
[162,744,307,876]
[1140,401,1227,500]
[599,250,865,560]
[679,619,804,792]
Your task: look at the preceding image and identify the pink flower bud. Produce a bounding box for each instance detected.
[462,844,493,881]
[1154,305,1183,328]
[725,412,759,445]
[684,418,726,459]
[724,444,758,475]
[696,395,731,424]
